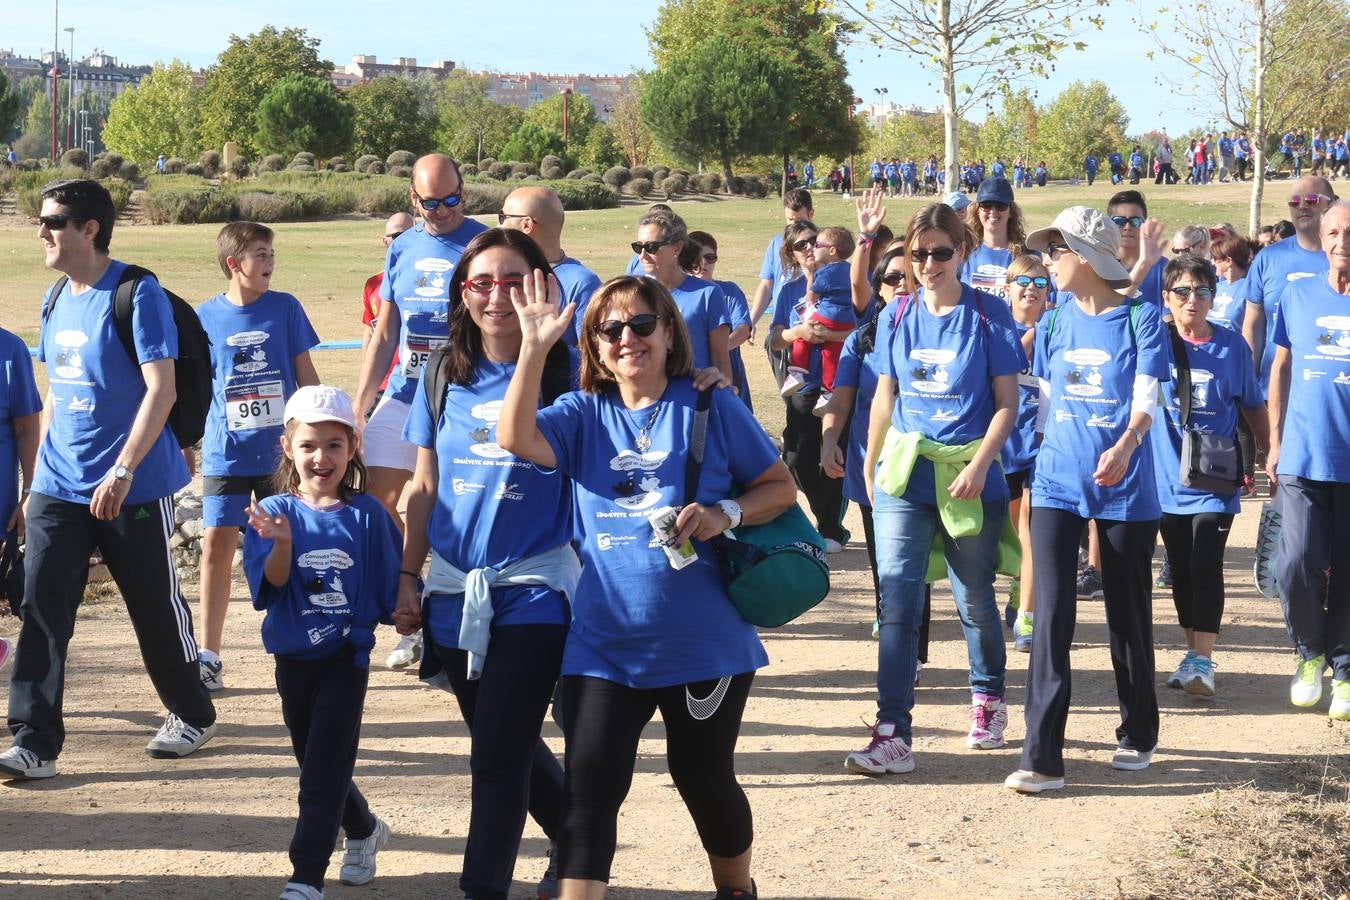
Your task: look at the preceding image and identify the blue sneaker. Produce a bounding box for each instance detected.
[1183,655,1216,697]
[1166,650,1198,689]
[1012,613,1033,653]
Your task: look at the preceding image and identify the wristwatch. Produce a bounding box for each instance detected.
[112,464,134,483]
[716,498,743,530]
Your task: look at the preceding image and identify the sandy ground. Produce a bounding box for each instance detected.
[3,485,1347,900]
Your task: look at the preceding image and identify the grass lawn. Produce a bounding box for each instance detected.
[0,179,1299,437]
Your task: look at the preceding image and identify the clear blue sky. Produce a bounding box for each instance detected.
[7,0,1208,136]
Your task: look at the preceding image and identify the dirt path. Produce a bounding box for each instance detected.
[1,490,1346,899]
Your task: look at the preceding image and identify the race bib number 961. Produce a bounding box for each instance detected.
[226,381,285,431]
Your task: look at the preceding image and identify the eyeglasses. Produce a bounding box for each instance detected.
[594,313,663,343]
[631,240,674,255]
[790,237,819,252]
[1012,275,1049,289]
[701,253,718,264]
[497,210,534,225]
[463,276,525,295]
[414,191,463,211]
[1169,286,1214,301]
[39,213,82,230]
[910,247,956,263]
[1110,215,1145,229]
[1045,242,1074,258]
[1288,194,1331,208]
[879,272,906,287]
[979,201,1009,212]
[1171,243,1199,255]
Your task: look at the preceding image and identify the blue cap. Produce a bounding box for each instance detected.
[943,191,971,212]
[976,176,1014,205]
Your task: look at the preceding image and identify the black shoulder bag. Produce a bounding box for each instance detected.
[1167,324,1243,495]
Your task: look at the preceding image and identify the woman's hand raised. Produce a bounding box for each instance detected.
[855,186,887,236]
[511,269,575,351]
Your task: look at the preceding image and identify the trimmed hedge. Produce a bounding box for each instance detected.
[628,177,653,199]
[14,167,127,217]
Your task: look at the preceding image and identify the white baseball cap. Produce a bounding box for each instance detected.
[284,385,358,429]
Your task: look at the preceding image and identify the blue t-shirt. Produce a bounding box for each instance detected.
[671,276,730,370]
[554,256,603,348]
[835,308,887,505]
[1134,257,1168,307]
[992,161,1007,178]
[35,261,189,504]
[1130,152,1144,168]
[1219,137,1234,156]
[771,276,821,390]
[1108,152,1123,168]
[1244,236,1330,392]
[1150,326,1261,514]
[536,379,777,688]
[1031,299,1171,521]
[625,254,642,275]
[879,286,1028,505]
[1272,275,1350,482]
[0,329,41,525]
[403,357,572,648]
[1002,321,1040,476]
[197,291,319,477]
[1085,155,1099,172]
[1210,276,1248,333]
[758,232,789,294]
[960,245,1015,298]
[870,162,882,180]
[244,493,401,665]
[1236,139,1250,158]
[717,279,753,411]
[379,217,490,404]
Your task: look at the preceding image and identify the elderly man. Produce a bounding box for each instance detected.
[354,155,486,669]
[497,186,600,347]
[1243,177,1335,398]
[1267,201,1350,720]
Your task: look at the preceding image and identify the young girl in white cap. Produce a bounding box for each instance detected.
[243,385,402,899]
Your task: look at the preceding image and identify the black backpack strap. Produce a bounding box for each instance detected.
[424,346,454,425]
[42,276,70,324]
[111,264,152,368]
[683,387,713,508]
[1166,322,1192,428]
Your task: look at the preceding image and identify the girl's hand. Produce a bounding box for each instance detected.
[1093,439,1134,486]
[948,461,988,500]
[394,577,423,635]
[511,269,574,351]
[856,186,887,235]
[821,436,845,478]
[247,502,291,543]
[672,502,732,544]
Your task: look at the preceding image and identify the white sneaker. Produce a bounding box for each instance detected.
[1111,743,1157,771]
[385,632,423,669]
[340,817,390,885]
[279,882,323,900]
[1290,655,1326,708]
[145,714,217,759]
[844,721,915,774]
[0,745,56,780]
[1165,649,1197,689]
[780,367,808,398]
[823,538,845,554]
[812,391,833,417]
[0,636,11,673]
[199,656,225,692]
[967,693,1008,750]
[1004,769,1064,793]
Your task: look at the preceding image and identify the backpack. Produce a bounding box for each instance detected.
[422,340,574,426]
[44,264,212,449]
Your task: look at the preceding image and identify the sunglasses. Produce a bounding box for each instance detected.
[879,272,906,287]
[464,276,525,295]
[910,247,956,263]
[414,191,462,211]
[790,237,819,252]
[1110,215,1145,229]
[701,253,718,264]
[631,240,673,255]
[979,201,1009,212]
[497,210,534,225]
[1171,244,1198,255]
[39,213,82,230]
[594,313,663,343]
[1045,241,1074,258]
[1012,275,1049,289]
[1169,286,1214,301]
[1288,194,1330,208]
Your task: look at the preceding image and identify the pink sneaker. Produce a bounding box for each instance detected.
[967,692,1007,749]
[0,637,11,673]
[844,721,915,774]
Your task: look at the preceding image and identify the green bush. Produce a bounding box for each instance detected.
[164,157,187,174]
[627,177,653,199]
[602,166,631,190]
[103,178,133,214]
[199,150,222,178]
[119,160,141,181]
[366,160,386,175]
[292,152,317,166]
[565,169,589,180]
[460,181,511,215]
[326,156,347,171]
[358,180,411,215]
[509,162,537,178]
[289,163,317,172]
[548,179,618,210]
[386,150,416,168]
[487,162,512,180]
[143,184,237,224]
[462,163,479,176]
[354,154,379,173]
[692,172,721,193]
[226,157,249,179]
[61,149,89,169]
[651,165,670,182]
[726,175,746,195]
[185,163,205,176]
[660,174,688,198]
[582,173,603,184]
[102,153,125,171]
[388,165,411,179]
[540,155,565,179]
[17,159,41,171]
[630,165,654,182]
[259,154,286,173]
[89,158,116,179]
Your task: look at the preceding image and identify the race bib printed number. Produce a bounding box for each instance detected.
[402,333,448,379]
[226,381,285,431]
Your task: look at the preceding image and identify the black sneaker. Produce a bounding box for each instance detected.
[1155,557,1172,589]
[714,880,757,899]
[1075,566,1104,601]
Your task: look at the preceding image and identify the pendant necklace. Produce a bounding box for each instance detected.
[633,402,662,453]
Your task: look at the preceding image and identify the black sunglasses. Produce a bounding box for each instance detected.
[701,253,718,264]
[879,272,906,287]
[594,314,663,343]
[910,247,956,263]
[497,210,534,225]
[631,240,673,255]
[39,213,83,230]
[1045,241,1074,258]
[791,237,819,252]
[1169,286,1214,301]
[1110,215,1145,229]
[414,191,462,211]
[979,201,1009,212]
[1012,275,1049,289]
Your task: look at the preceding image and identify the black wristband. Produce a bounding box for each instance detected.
[399,570,420,579]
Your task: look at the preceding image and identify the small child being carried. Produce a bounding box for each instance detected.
[782,228,859,411]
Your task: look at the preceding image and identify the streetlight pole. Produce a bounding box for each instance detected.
[560,87,573,150]
[64,27,75,154]
[50,0,60,161]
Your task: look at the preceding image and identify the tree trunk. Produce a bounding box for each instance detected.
[1248,0,1268,235]
[722,151,735,195]
[782,150,790,197]
[939,0,961,188]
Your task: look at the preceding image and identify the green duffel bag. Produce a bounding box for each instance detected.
[710,506,830,627]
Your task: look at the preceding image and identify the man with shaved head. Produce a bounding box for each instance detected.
[354,154,487,669]
[1243,176,1336,398]
[499,186,601,346]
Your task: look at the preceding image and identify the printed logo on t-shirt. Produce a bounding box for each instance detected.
[1335,372,1350,386]
[1304,369,1326,381]
[1287,271,1317,283]
[52,330,88,380]
[451,478,486,495]
[930,407,960,423]
[467,401,511,459]
[1086,413,1114,428]
[1054,409,1077,423]
[1188,369,1214,407]
[297,548,354,610]
[227,330,271,373]
[1062,348,1111,397]
[609,449,669,511]
[495,481,525,501]
[909,348,956,394]
[413,257,453,298]
[67,396,94,412]
[1313,316,1350,356]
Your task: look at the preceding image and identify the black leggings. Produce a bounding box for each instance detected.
[861,502,931,661]
[1159,512,1234,634]
[782,392,847,542]
[558,672,755,882]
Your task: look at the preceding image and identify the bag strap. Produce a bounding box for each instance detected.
[684,387,713,508]
[424,346,454,425]
[1166,322,1193,428]
[43,266,145,369]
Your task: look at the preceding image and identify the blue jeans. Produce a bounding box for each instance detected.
[871,488,1008,740]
